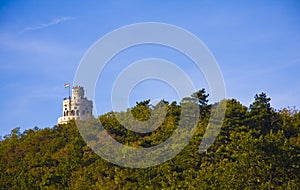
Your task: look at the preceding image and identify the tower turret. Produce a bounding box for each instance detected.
[72,86,84,100]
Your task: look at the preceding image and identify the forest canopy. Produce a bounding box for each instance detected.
[1,90,300,189]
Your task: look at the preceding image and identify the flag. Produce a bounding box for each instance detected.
[64,83,70,88]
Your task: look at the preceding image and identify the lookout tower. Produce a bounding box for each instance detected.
[58,86,93,124]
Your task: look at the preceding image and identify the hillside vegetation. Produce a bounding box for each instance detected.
[1,90,300,189]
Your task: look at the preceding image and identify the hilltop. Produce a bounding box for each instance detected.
[1,91,300,189]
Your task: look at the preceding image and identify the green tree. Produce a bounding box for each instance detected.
[248,92,281,135]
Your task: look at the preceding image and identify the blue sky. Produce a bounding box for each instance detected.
[0,1,299,136]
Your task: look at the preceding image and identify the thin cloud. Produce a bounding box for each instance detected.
[21,16,77,33]
[0,34,82,57]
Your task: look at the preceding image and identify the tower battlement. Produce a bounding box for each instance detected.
[58,86,93,124]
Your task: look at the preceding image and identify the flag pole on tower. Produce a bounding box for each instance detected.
[64,83,71,98]
[64,83,71,113]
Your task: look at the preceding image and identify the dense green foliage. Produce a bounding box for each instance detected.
[1,91,300,189]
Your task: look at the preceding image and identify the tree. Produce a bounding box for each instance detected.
[191,88,211,120]
[248,92,280,135]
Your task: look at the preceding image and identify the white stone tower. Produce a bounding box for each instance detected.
[58,86,93,124]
